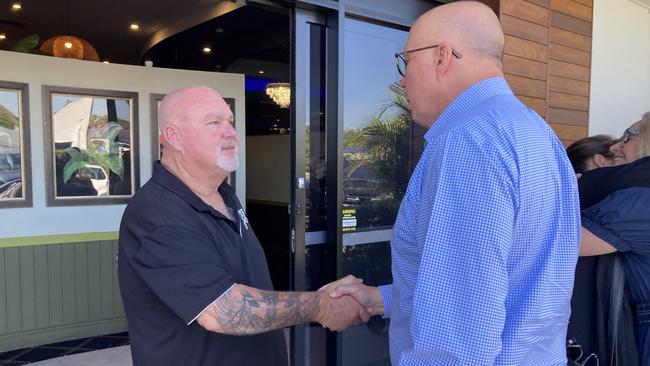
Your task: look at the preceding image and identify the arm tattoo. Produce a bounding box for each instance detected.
[210,286,321,335]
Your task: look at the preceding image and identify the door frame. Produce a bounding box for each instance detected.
[290,5,345,366]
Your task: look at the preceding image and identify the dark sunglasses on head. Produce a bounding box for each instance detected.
[620,127,640,144]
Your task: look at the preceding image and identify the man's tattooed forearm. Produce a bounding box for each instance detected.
[212,288,321,335]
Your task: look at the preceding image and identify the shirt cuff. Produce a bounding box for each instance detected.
[188,283,236,325]
[581,215,631,252]
[378,284,392,318]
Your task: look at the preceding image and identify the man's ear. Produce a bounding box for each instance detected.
[162,123,182,151]
[435,44,453,73]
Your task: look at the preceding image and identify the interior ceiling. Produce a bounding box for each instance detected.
[0,0,289,68]
[145,5,289,75]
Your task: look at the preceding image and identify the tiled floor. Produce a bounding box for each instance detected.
[0,332,129,365]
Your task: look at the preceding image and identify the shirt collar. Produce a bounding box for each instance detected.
[424,77,513,142]
[152,161,228,214]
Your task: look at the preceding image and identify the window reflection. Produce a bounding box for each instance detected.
[343,19,420,230]
[51,94,133,197]
[305,23,327,233]
[0,89,23,199]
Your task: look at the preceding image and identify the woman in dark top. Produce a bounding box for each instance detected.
[566,135,617,174]
[580,113,650,364]
[566,134,629,365]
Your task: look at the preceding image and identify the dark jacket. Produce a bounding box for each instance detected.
[579,156,650,208]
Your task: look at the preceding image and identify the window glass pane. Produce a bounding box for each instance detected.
[341,241,392,365]
[306,23,327,233]
[343,19,421,231]
[51,94,134,198]
[341,17,416,364]
[0,89,23,199]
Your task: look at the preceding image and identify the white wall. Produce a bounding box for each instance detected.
[589,0,650,137]
[0,51,246,238]
[246,134,290,204]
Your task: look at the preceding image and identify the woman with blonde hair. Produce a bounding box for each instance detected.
[609,112,650,165]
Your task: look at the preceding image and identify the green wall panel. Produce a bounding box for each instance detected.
[20,246,36,330]
[74,243,89,323]
[112,241,124,315]
[100,241,115,318]
[88,242,102,320]
[0,240,126,352]
[61,244,76,324]
[34,245,50,328]
[47,245,63,326]
[5,248,21,332]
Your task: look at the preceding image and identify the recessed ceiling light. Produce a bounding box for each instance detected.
[0,34,6,40]
[202,47,212,54]
[103,61,110,64]
[11,3,21,10]
[64,42,73,49]
[258,70,264,74]
[129,24,140,31]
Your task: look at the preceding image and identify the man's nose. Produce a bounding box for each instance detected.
[610,142,622,153]
[222,121,237,136]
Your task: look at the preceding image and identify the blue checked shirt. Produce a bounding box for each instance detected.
[378,78,581,365]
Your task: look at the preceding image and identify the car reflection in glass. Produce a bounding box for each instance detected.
[0,152,22,198]
[343,178,380,202]
[85,164,109,196]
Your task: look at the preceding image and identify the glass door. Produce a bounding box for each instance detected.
[292,8,420,366]
[338,18,413,366]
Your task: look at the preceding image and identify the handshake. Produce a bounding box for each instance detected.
[312,275,385,332]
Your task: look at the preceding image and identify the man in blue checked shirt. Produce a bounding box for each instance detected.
[327,1,581,364]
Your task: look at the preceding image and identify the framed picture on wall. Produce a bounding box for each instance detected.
[0,80,32,208]
[150,93,236,190]
[150,93,165,161]
[43,86,139,206]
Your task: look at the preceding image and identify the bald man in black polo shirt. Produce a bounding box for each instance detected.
[118,86,368,365]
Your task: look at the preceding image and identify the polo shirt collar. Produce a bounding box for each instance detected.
[424,77,513,142]
[151,161,228,215]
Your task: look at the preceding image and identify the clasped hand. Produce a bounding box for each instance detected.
[315,275,381,332]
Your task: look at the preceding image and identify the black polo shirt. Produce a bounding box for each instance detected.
[118,162,288,366]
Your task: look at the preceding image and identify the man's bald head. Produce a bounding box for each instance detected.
[399,1,506,126]
[158,86,226,133]
[411,1,504,66]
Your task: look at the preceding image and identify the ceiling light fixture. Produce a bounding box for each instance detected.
[0,34,6,40]
[258,70,264,74]
[11,3,21,10]
[266,83,291,109]
[130,24,140,31]
[103,60,110,64]
[202,47,212,54]
[39,0,99,61]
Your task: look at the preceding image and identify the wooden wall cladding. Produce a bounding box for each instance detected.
[502,14,548,44]
[504,35,547,62]
[500,0,594,145]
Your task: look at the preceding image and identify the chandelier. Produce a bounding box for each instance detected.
[38,0,99,61]
[40,35,99,61]
[265,83,291,108]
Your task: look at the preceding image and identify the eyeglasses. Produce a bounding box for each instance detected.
[619,127,640,144]
[394,44,463,77]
